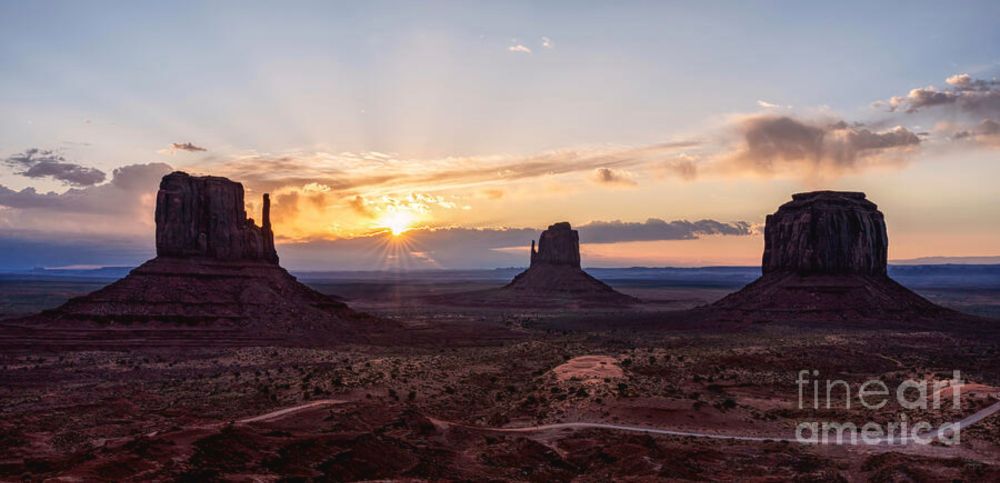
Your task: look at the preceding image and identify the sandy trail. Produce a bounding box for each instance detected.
[238,399,345,423]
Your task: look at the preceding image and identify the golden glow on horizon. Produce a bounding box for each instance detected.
[376,209,419,236]
[246,148,1000,265]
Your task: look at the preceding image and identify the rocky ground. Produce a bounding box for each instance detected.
[2,288,999,481]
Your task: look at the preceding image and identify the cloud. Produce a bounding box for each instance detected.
[159,142,208,154]
[172,142,207,152]
[875,73,1000,151]
[508,43,532,54]
[660,156,698,181]
[3,148,107,186]
[0,162,173,237]
[980,118,1000,135]
[577,219,751,243]
[590,167,637,186]
[257,182,467,240]
[195,141,700,196]
[348,195,374,218]
[953,118,1000,146]
[888,87,957,112]
[541,36,553,49]
[756,100,789,109]
[278,217,752,270]
[946,73,973,87]
[482,189,505,200]
[0,216,753,271]
[722,115,920,176]
[885,74,1000,116]
[175,144,697,241]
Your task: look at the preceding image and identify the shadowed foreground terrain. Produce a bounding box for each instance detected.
[1,269,999,481]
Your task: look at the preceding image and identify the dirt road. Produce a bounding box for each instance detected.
[243,398,1000,447]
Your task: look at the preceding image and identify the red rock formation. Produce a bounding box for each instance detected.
[530,222,582,268]
[763,191,886,275]
[155,172,278,263]
[707,191,951,321]
[503,222,636,306]
[17,172,378,339]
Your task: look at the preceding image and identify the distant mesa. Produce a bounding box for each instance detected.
[706,191,953,321]
[423,221,636,307]
[501,222,637,306]
[15,171,377,339]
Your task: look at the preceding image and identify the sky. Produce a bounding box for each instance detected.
[1,1,999,270]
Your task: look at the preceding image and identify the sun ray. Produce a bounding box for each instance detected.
[374,209,418,236]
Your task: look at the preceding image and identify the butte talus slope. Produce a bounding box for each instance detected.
[705,191,954,322]
[19,172,375,337]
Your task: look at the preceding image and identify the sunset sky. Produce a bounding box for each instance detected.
[1,1,999,270]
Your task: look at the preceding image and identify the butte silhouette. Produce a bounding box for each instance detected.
[503,222,637,305]
[704,191,954,322]
[16,172,376,338]
[430,222,636,307]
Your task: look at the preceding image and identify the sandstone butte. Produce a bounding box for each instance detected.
[503,222,637,306]
[17,172,380,338]
[706,191,952,321]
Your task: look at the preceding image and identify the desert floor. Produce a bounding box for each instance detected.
[1,275,999,481]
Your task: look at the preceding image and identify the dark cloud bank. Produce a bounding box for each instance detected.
[278,219,752,270]
[580,219,750,243]
[0,217,751,270]
[0,162,173,269]
[0,162,172,214]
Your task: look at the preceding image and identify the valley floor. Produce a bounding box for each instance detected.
[1,278,999,480]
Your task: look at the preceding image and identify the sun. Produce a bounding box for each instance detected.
[376,210,417,236]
